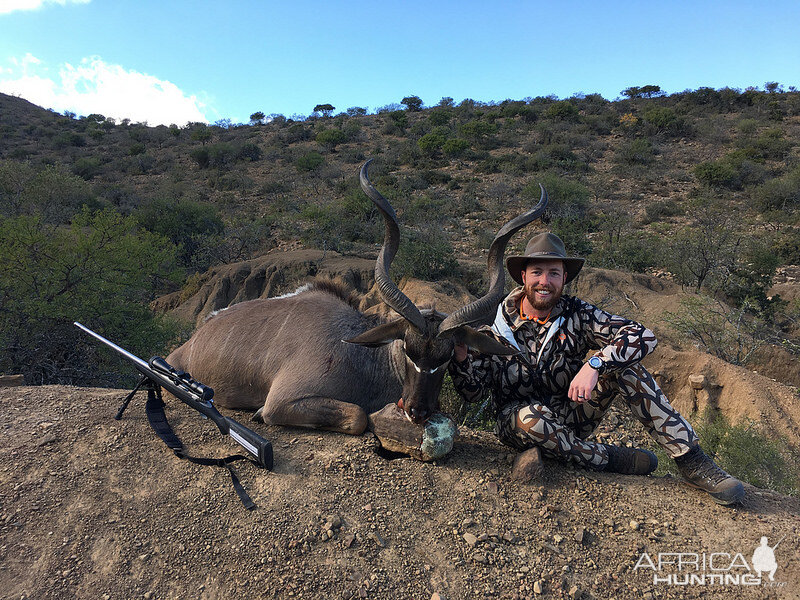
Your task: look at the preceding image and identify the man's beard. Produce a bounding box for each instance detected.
[524,283,563,312]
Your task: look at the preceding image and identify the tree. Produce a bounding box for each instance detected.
[0,208,180,385]
[346,106,367,116]
[401,95,423,111]
[249,111,265,125]
[313,104,335,117]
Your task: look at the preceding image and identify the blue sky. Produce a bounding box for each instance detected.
[0,0,798,125]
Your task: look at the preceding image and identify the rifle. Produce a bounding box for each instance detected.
[74,322,273,508]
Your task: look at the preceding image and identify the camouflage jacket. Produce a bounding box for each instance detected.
[448,287,658,414]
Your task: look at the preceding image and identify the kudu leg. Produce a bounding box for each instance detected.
[255,396,368,435]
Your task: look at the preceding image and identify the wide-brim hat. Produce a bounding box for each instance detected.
[506,232,585,285]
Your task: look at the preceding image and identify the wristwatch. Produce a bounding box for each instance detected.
[587,355,606,375]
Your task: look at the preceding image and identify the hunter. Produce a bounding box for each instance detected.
[449,232,745,505]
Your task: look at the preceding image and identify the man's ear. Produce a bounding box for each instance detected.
[344,319,408,347]
[451,326,517,356]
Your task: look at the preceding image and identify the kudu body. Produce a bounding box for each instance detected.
[167,161,548,434]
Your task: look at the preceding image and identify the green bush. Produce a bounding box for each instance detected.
[393,226,459,281]
[417,131,447,157]
[544,100,579,121]
[316,128,346,151]
[0,208,181,386]
[295,151,325,172]
[693,159,738,188]
[651,410,798,496]
[0,161,96,223]
[72,157,102,180]
[134,197,224,270]
[442,138,470,157]
[615,137,657,165]
[236,142,263,161]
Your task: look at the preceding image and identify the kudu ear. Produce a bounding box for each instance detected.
[343,319,408,348]
[451,326,518,356]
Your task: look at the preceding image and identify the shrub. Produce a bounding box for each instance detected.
[393,226,459,281]
[134,197,224,270]
[544,100,579,121]
[417,131,447,157]
[643,199,683,223]
[72,157,102,180]
[0,161,96,223]
[664,294,768,365]
[651,409,798,495]
[615,137,657,165]
[0,209,180,386]
[442,138,470,157]
[295,151,324,172]
[129,142,146,156]
[236,142,263,161]
[753,166,800,213]
[316,128,347,151]
[693,160,738,188]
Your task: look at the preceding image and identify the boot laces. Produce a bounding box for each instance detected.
[684,452,729,485]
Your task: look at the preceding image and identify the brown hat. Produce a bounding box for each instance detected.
[506,232,585,285]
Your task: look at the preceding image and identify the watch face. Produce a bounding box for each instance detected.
[589,356,603,369]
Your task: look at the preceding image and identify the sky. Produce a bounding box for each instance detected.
[0,0,798,126]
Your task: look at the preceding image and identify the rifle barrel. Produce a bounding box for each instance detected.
[74,322,150,372]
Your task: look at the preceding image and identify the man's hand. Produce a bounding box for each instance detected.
[454,342,468,363]
[568,362,599,403]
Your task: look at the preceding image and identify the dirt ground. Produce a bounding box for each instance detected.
[1,385,798,600]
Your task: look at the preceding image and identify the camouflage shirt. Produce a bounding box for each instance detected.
[448,287,658,414]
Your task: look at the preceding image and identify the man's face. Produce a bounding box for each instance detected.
[521,259,566,311]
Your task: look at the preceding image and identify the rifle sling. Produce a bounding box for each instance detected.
[144,386,257,510]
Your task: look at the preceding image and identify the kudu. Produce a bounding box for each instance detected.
[167,160,548,434]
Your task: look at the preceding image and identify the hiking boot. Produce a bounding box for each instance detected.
[603,444,658,475]
[675,445,745,506]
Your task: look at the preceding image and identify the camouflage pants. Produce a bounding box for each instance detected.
[495,363,698,469]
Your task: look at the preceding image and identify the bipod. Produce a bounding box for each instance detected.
[115,376,159,420]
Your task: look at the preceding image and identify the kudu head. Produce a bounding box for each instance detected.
[345,160,548,424]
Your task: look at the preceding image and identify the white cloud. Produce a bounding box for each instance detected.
[0,0,91,15]
[0,55,208,125]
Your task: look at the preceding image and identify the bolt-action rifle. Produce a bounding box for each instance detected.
[74,322,273,508]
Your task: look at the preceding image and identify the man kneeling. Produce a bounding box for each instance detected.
[449,232,745,506]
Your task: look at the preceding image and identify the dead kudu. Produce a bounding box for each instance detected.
[167,161,548,434]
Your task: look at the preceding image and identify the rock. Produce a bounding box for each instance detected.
[369,531,386,548]
[574,527,586,544]
[487,481,499,494]
[629,520,640,531]
[533,581,543,595]
[343,534,356,548]
[0,374,24,387]
[503,531,516,543]
[431,593,445,600]
[368,404,458,461]
[568,585,580,599]
[473,553,487,564]
[688,374,706,390]
[463,533,478,547]
[511,447,544,482]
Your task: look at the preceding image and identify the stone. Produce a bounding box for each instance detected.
[487,481,499,494]
[431,594,445,600]
[688,374,706,390]
[511,447,544,482]
[568,585,580,599]
[629,520,640,531]
[368,404,458,461]
[574,527,586,544]
[343,534,356,548]
[533,581,543,595]
[463,533,478,547]
[369,531,386,548]
[0,374,24,387]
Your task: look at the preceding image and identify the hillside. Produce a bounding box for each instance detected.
[1,87,798,392]
[1,384,798,600]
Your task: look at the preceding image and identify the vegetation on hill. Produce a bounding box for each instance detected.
[0,85,799,386]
